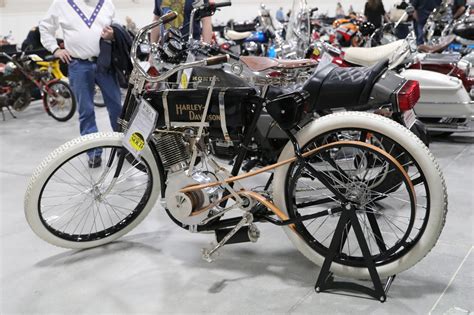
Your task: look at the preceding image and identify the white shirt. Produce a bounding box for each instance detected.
[39,0,116,59]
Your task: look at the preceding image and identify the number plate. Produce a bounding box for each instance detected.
[123,98,158,159]
[402,109,417,129]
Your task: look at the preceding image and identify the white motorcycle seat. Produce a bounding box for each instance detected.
[344,40,405,66]
[225,30,252,41]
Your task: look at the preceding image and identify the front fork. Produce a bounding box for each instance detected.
[93,85,137,194]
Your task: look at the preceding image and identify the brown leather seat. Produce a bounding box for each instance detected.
[418,35,456,54]
[240,56,317,72]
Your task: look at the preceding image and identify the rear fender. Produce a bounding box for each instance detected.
[367,70,406,110]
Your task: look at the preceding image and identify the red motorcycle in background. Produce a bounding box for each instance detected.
[0,52,76,121]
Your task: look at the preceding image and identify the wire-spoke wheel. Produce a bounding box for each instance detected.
[286,140,417,267]
[24,132,161,249]
[44,80,76,122]
[273,112,447,279]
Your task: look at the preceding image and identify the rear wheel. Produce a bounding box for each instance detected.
[44,80,76,122]
[286,141,417,269]
[273,112,447,279]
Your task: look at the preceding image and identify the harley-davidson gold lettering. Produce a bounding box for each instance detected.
[175,104,221,121]
[189,112,220,121]
[176,104,204,115]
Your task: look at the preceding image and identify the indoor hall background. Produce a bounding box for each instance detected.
[0,0,402,46]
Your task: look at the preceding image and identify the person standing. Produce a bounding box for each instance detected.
[276,7,286,23]
[411,0,442,44]
[151,0,213,45]
[336,2,346,18]
[365,0,389,29]
[39,0,122,167]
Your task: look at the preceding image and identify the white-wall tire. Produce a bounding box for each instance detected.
[24,132,161,249]
[273,111,447,279]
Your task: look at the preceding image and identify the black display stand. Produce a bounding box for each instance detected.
[314,206,396,303]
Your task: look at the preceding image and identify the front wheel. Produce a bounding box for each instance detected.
[24,132,161,249]
[273,111,447,279]
[43,80,76,122]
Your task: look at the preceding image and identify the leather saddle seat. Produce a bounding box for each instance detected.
[240,56,317,72]
[225,30,253,41]
[417,35,456,53]
[344,40,405,66]
[302,59,389,110]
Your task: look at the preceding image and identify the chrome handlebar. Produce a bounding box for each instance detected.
[130,11,229,83]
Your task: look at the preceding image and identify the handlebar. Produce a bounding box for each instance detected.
[189,1,232,41]
[134,53,229,84]
[205,54,230,66]
[162,11,178,24]
[130,11,178,81]
[214,1,232,9]
[155,54,229,83]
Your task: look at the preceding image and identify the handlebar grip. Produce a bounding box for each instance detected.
[205,54,229,66]
[214,1,232,8]
[161,11,178,24]
[219,48,239,60]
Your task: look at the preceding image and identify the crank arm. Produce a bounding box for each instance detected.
[202,212,253,262]
[199,201,242,226]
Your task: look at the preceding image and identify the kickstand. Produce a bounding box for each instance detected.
[1,106,17,120]
[314,205,396,303]
[7,106,16,119]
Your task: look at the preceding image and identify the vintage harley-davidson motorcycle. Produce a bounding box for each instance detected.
[24,7,447,282]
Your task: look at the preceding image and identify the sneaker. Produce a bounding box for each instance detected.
[88,156,102,168]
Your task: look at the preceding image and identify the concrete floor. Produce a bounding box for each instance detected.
[0,102,473,314]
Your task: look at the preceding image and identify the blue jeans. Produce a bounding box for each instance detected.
[413,18,427,45]
[68,60,122,136]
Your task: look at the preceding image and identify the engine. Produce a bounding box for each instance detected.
[154,129,224,226]
[165,170,221,226]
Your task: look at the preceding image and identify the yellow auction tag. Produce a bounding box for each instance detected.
[313,48,320,57]
[181,73,188,89]
[129,132,145,151]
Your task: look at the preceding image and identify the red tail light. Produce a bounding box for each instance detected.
[397,80,420,111]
